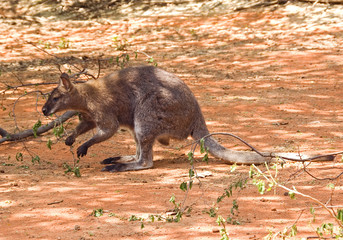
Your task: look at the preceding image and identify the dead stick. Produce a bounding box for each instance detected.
[47,200,64,205]
[0,111,78,144]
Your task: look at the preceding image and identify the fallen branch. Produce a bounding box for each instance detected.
[234,0,288,11]
[0,110,78,144]
[47,200,64,205]
[299,0,343,3]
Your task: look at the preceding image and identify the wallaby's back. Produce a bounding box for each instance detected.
[96,66,209,141]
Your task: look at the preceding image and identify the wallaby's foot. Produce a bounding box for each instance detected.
[100,155,137,164]
[65,135,75,146]
[101,157,121,164]
[101,161,153,172]
[77,145,88,157]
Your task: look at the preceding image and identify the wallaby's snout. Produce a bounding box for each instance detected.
[42,92,57,116]
[42,105,50,116]
[42,99,55,116]
[42,106,48,116]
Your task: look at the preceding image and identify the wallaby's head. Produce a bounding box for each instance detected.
[42,73,76,116]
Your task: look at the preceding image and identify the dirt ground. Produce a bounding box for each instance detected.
[1,1,343,239]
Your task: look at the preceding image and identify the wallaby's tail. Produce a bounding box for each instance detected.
[203,136,272,164]
[192,125,334,164]
[191,123,272,164]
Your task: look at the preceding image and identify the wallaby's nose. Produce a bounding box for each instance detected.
[42,106,48,116]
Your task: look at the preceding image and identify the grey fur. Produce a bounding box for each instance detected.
[42,66,324,172]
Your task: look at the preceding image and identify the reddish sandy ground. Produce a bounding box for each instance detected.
[1,3,343,240]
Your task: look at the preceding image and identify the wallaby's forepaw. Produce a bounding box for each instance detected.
[77,145,88,158]
[101,157,121,165]
[65,136,75,146]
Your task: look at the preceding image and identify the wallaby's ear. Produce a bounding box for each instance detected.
[59,73,73,91]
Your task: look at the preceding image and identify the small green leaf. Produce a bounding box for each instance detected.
[169,195,175,204]
[58,37,70,49]
[230,199,238,215]
[93,209,103,217]
[129,215,138,221]
[149,215,155,222]
[180,182,187,192]
[187,151,194,161]
[206,207,217,217]
[327,183,335,189]
[18,165,29,169]
[146,57,154,63]
[202,152,209,163]
[200,138,205,153]
[47,139,52,150]
[230,163,237,172]
[189,169,195,178]
[290,224,297,237]
[31,155,40,165]
[188,180,193,190]
[74,167,81,178]
[16,152,23,162]
[288,191,296,199]
[216,215,225,226]
[337,209,343,223]
[310,206,315,215]
[217,195,225,203]
[225,187,233,198]
[108,212,116,217]
[174,211,182,222]
[249,165,255,178]
[253,179,265,194]
[32,120,42,138]
[53,124,64,138]
[2,163,15,166]
[267,182,274,192]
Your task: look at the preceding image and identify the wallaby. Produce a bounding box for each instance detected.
[42,66,332,172]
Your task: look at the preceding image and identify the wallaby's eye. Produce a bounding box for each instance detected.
[52,97,59,102]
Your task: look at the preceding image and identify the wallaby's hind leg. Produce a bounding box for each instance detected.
[100,134,141,165]
[101,132,154,172]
